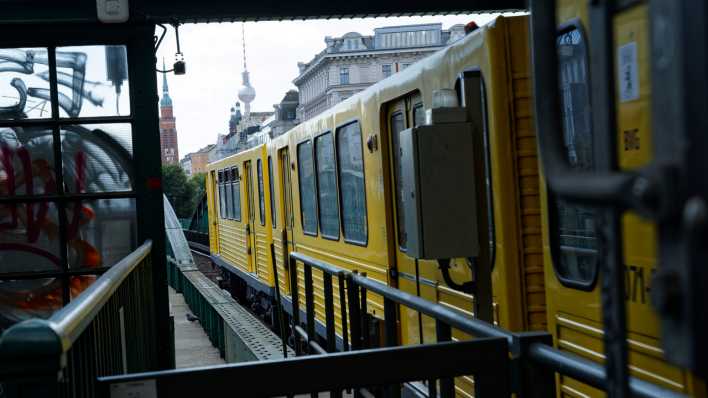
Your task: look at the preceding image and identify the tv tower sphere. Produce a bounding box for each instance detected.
[238,74,256,104]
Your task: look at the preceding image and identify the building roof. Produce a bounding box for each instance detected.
[293,23,456,84]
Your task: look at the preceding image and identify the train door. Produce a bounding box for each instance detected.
[278,147,295,293]
[254,157,271,282]
[209,169,220,253]
[384,93,439,345]
[244,160,257,274]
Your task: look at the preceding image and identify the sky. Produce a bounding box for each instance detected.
[154,14,508,156]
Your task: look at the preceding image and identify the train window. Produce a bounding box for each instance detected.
[231,167,241,222]
[268,156,277,229]
[315,132,340,240]
[297,140,318,235]
[552,24,599,288]
[218,170,225,219]
[390,112,407,249]
[336,121,367,244]
[257,159,265,226]
[413,103,425,127]
[224,168,233,219]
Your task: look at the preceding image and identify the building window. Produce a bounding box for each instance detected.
[401,63,411,70]
[336,121,367,244]
[340,67,349,85]
[315,132,340,239]
[297,140,318,235]
[382,64,392,78]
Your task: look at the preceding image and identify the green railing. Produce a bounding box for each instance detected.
[0,241,158,398]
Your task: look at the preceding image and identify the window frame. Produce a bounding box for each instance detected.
[296,139,318,237]
[218,170,225,219]
[314,130,341,241]
[230,167,241,222]
[257,158,266,226]
[225,167,233,219]
[268,156,277,229]
[389,110,408,250]
[340,67,350,85]
[335,119,368,246]
[548,19,600,291]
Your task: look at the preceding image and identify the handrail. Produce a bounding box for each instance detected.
[349,270,513,344]
[529,343,688,398]
[0,240,152,356]
[48,240,152,351]
[288,250,689,398]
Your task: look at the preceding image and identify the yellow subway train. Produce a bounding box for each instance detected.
[205,6,704,397]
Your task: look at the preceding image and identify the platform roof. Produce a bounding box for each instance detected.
[2,0,526,24]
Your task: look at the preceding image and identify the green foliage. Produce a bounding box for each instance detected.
[162,165,196,218]
[190,172,206,208]
[162,166,208,220]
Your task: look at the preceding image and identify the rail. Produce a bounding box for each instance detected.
[0,240,158,398]
[286,251,688,398]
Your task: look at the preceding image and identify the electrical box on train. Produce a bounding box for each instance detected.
[399,107,479,260]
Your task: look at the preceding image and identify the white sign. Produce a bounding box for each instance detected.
[618,41,640,102]
[110,380,157,398]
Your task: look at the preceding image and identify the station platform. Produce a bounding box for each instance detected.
[170,286,225,368]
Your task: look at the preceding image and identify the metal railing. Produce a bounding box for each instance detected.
[285,252,687,398]
[0,241,157,398]
[98,339,510,397]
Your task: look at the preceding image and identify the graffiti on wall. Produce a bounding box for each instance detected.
[0,47,135,328]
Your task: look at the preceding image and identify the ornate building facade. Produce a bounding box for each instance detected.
[293,23,466,121]
[159,68,179,165]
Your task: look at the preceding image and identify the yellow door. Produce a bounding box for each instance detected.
[209,170,220,253]
[384,93,440,345]
[244,160,257,274]
[278,147,295,293]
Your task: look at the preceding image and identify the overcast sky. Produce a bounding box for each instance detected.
[154,14,507,156]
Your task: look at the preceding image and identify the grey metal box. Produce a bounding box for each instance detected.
[399,122,479,259]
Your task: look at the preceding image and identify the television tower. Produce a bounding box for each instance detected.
[237,23,256,121]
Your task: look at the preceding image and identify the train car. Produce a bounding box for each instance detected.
[206,144,276,315]
[538,0,705,396]
[208,14,544,396]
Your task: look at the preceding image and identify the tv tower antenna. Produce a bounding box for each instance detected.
[238,22,255,120]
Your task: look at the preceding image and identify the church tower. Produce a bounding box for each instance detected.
[159,60,179,165]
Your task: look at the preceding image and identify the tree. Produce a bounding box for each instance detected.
[162,165,196,219]
[189,172,206,208]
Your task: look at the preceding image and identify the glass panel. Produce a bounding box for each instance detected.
[56,45,130,118]
[390,112,406,248]
[66,198,137,269]
[554,27,598,284]
[257,159,265,226]
[70,274,97,299]
[225,174,232,219]
[218,176,225,219]
[61,123,133,193]
[268,156,276,229]
[315,133,339,239]
[336,122,367,243]
[0,126,57,196]
[413,104,425,127]
[0,201,61,273]
[231,178,241,222]
[297,141,317,235]
[0,277,63,329]
[0,48,52,120]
